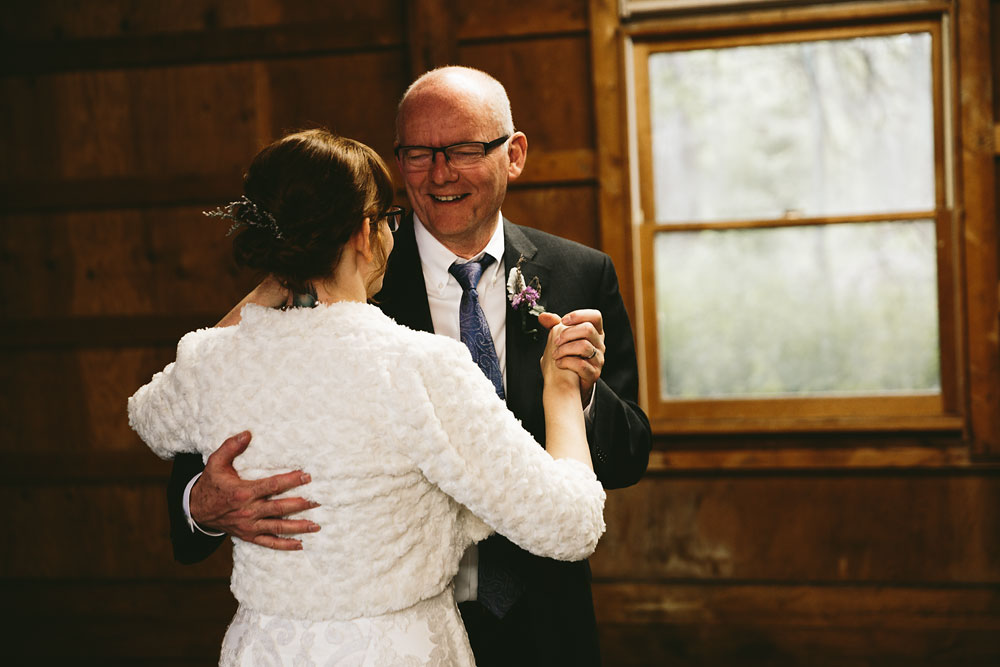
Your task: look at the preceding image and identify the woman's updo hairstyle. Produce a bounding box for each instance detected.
[230,129,395,295]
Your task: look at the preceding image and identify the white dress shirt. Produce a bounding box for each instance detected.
[413,211,508,603]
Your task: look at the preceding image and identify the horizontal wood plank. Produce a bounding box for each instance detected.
[1,347,182,448]
[645,444,997,472]
[3,578,996,663]
[2,481,232,578]
[0,0,402,42]
[0,451,172,482]
[0,52,408,186]
[2,578,234,661]
[0,207,255,320]
[0,20,404,75]
[461,35,596,153]
[591,473,1000,582]
[503,184,600,249]
[0,175,243,213]
[456,0,588,40]
[5,468,999,584]
[0,315,219,348]
[0,150,593,214]
[593,580,1000,628]
[594,581,1000,666]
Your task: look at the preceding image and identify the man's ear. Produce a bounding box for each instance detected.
[351,220,374,262]
[507,132,527,181]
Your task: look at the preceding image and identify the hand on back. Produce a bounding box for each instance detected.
[190,431,320,550]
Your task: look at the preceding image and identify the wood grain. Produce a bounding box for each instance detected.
[1,2,998,665]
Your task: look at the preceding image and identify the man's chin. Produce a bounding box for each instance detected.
[419,213,473,238]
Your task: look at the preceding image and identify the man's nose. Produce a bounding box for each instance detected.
[429,151,458,184]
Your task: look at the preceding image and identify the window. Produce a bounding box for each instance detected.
[626,9,960,432]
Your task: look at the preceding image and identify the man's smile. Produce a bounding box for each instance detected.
[430,194,468,203]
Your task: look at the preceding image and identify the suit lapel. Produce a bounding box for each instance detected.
[379,217,549,438]
[503,220,550,437]
[376,215,434,334]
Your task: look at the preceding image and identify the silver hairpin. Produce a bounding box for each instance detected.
[204,195,284,240]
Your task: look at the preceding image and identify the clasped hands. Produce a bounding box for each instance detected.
[190,309,606,549]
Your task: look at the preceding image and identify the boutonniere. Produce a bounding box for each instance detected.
[506,256,545,337]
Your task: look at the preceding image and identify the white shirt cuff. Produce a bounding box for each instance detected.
[582,382,597,423]
[183,472,226,537]
[452,545,479,603]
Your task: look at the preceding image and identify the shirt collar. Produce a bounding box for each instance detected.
[413,211,506,296]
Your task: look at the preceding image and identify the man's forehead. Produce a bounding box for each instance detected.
[398,101,493,145]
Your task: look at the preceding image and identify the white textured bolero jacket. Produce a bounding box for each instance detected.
[129,301,606,621]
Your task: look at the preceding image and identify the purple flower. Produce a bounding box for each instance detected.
[511,285,540,309]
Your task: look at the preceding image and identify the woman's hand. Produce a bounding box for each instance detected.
[216,275,289,327]
[539,312,582,394]
[538,313,592,470]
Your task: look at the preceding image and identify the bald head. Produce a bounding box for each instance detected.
[396,66,514,143]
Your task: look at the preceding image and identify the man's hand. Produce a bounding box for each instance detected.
[549,309,605,399]
[190,431,320,550]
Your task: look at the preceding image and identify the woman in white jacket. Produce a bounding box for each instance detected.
[128,129,604,666]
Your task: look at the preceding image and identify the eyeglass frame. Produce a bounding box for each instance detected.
[393,135,511,171]
[370,205,404,233]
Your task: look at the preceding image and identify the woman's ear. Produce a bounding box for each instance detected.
[351,219,374,262]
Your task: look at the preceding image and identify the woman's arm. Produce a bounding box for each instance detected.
[215,275,288,327]
[537,311,592,471]
[411,327,605,562]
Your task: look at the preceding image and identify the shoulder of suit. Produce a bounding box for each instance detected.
[506,220,611,263]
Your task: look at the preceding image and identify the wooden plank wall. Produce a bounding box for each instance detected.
[0,1,997,665]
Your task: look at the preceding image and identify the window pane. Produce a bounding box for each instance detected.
[648,32,934,222]
[655,222,940,398]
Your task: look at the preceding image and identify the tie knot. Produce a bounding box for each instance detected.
[449,255,495,292]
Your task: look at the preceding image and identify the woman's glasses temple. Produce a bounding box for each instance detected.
[372,206,404,233]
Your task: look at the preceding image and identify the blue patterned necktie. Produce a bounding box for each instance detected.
[449,256,505,400]
[449,255,524,619]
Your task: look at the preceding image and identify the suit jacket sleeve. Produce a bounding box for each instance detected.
[586,253,651,489]
[167,453,226,564]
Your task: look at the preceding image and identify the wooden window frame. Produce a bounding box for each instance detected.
[633,19,958,433]
[588,0,1000,457]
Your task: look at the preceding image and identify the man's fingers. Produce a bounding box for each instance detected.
[555,321,602,347]
[561,308,604,334]
[209,430,252,468]
[251,534,305,551]
[551,339,601,361]
[257,496,320,520]
[558,352,601,385]
[254,470,312,498]
[538,311,561,329]
[253,518,321,537]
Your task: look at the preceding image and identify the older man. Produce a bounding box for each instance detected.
[169,67,650,666]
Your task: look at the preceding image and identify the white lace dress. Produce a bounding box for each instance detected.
[128,302,606,666]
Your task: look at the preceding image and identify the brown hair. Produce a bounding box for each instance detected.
[231,129,395,295]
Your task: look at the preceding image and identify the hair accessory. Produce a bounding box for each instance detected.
[203,195,284,240]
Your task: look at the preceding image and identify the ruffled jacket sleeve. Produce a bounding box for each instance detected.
[405,335,606,562]
[128,330,211,460]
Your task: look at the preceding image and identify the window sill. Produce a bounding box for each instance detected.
[644,441,1000,473]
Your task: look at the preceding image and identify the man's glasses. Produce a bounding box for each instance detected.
[371,206,404,232]
[394,136,510,172]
